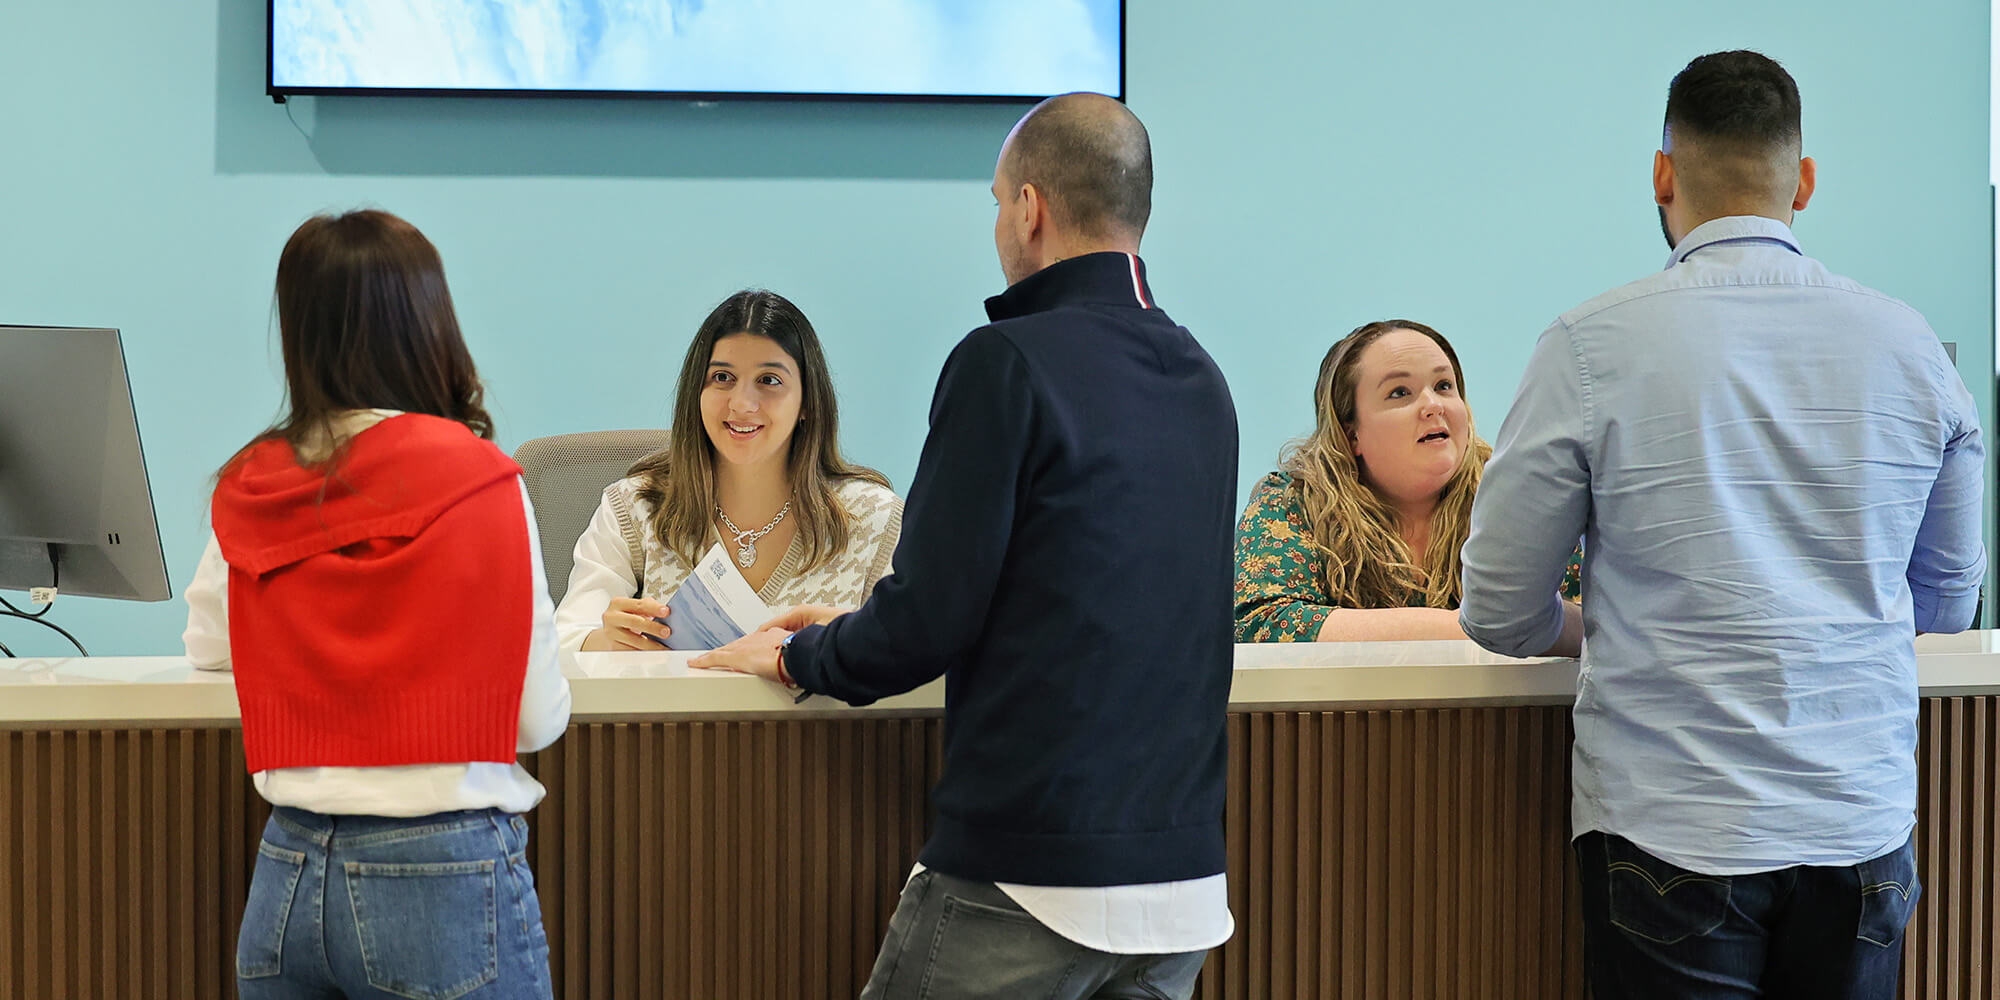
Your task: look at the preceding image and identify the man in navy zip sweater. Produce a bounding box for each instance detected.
[696,93,1237,998]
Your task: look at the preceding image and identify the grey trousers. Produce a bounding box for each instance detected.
[858,870,1210,1000]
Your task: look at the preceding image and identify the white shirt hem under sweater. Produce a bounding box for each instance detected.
[911,863,1233,955]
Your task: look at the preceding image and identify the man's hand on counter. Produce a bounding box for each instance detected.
[691,628,792,684]
[690,607,851,689]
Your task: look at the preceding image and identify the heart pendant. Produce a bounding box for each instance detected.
[736,543,757,568]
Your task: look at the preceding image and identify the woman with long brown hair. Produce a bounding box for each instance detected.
[557,290,901,656]
[183,209,569,998]
[1235,320,1580,641]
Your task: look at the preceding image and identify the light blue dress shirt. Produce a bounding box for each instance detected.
[1460,216,1986,874]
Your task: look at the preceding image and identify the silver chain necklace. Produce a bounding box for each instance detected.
[717,499,793,568]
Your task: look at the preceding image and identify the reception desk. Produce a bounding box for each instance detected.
[3,638,1996,1000]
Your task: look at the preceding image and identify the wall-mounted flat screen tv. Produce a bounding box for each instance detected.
[268,0,1124,102]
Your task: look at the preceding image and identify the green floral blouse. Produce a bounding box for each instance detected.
[1235,471,1584,642]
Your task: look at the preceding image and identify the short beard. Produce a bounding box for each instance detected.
[1658,206,1676,251]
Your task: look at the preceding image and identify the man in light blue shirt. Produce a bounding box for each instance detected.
[1460,50,1984,1000]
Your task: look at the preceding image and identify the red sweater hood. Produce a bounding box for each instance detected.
[215,415,520,577]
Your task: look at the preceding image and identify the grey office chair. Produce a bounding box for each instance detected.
[513,430,671,604]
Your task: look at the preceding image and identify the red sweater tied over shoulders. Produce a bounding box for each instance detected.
[212,414,532,773]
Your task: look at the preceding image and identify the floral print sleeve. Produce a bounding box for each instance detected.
[1235,472,1338,642]
[1561,540,1584,600]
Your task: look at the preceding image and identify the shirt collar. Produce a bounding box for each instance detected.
[1665,215,1803,269]
[985,251,1156,322]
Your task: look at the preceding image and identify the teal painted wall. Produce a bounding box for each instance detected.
[1,0,1990,655]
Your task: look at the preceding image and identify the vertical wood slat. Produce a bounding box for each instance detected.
[48,734,66,1000]
[1292,713,1320,999]
[1979,699,1997,1000]
[1409,711,1433,1000]
[121,734,141,1000]
[22,732,41,1000]
[149,734,163,1000]
[1,699,1996,999]
[1244,712,1270,1000]
[0,730,11,1000]
[1454,711,1477,1000]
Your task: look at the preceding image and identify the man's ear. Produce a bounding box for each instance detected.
[1019,182,1047,242]
[1793,156,1816,212]
[1653,149,1675,208]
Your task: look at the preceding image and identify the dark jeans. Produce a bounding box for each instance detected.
[237,807,554,1000]
[859,870,1210,1000]
[1575,831,1919,1000]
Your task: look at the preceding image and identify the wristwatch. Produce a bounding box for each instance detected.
[776,632,797,685]
[778,632,811,703]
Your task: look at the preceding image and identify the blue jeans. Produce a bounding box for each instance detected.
[859,870,1210,1000]
[237,807,553,1000]
[1575,831,1919,1000]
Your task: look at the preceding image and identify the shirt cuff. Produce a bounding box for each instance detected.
[1911,581,1980,634]
[1459,598,1565,658]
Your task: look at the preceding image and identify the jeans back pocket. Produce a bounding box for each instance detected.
[1855,838,1921,948]
[238,842,308,980]
[1603,835,1732,946]
[920,893,1080,1000]
[345,859,499,1000]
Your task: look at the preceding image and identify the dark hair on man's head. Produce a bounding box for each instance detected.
[1665,50,1801,152]
[1003,92,1152,240]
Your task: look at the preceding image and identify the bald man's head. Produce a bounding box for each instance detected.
[999,93,1153,242]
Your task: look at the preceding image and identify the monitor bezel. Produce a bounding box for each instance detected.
[0,325,172,604]
[264,0,1127,104]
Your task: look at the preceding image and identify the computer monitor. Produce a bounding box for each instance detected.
[0,326,170,602]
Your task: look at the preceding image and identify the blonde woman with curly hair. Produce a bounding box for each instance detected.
[1235,320,1581,642]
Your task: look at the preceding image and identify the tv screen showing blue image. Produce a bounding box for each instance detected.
[267,0,1124,101]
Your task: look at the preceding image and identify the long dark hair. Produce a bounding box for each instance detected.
[1280,320,1490,609]
[223,209,493,475]
[630,290,887,571]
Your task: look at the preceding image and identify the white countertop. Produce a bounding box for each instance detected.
[5,633,2000,728]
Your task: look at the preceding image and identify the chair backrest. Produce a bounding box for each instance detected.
[513,429,671,605]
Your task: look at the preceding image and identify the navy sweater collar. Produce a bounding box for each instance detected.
[985,251,1156,322]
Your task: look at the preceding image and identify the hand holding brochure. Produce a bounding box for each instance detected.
[661,543,775,651]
